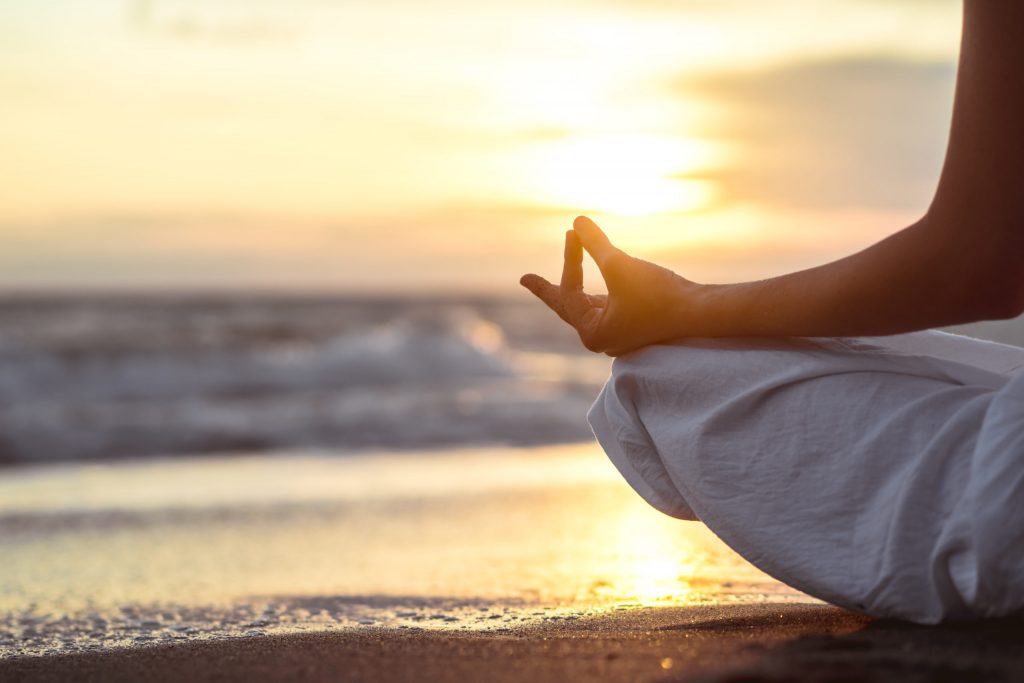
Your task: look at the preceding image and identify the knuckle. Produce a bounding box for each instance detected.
[601,249,628,274]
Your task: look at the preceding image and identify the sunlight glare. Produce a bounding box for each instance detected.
[526,134,723,217]
[612,506,698,604]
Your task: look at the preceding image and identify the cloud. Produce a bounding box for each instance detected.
[0,204,574,292]
[128,0,299,45]
[684,55,956,212]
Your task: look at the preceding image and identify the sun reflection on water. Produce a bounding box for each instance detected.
[0,446,814,657]
[607,505,699,605]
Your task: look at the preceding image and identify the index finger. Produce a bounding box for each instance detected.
[572,216,618,271]
[560,229,583,291]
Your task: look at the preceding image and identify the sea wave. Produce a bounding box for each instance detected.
[0,296,606,464]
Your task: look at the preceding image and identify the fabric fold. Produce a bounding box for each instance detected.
[588,331,1024,623]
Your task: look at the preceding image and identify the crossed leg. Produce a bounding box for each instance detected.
[589,330,1024,622]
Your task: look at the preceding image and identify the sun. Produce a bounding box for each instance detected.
[526,133,722,217]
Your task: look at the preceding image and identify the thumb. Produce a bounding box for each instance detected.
[572,216,619,272]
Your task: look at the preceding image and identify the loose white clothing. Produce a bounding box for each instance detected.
[588,331,1024,623]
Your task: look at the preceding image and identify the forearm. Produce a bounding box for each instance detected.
[686,0,1024,339]
[690,213,1020,339]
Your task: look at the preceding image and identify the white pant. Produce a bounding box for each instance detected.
[588,331,1024,623]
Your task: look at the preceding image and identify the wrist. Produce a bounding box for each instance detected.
[665,278,722,339]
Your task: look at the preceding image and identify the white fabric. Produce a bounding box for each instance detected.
[588,330,1024,623]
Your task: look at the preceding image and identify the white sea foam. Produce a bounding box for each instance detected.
[0,296,608,464]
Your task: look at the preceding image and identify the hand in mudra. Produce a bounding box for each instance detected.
[520,216,702,356]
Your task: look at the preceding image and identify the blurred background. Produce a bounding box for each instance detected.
[2,0,963,292]
[2,0,998,466]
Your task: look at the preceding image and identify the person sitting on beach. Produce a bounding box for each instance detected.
[521,0,1024,624]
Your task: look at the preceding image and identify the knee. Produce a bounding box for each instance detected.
[608,338,780,409]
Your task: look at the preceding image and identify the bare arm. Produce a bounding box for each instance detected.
[521,0,1024,354]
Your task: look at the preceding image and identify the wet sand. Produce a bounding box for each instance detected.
[6,448,1023,681]
[0,604,862,682]
[5,604,1024,683]
[0,448,806,657]
[8,602,1024,683]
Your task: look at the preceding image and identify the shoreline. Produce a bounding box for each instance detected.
[1,604,864,682]
[5,604,1023,683]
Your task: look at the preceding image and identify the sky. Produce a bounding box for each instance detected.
[0,0,962,292]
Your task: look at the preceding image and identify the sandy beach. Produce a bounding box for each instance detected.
[7,603,1024,683]
[4,446,1024,681]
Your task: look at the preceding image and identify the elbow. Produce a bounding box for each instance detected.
[925,210,1024,321]
[978,293,1024,321]
[987,288,1024,321]
[968,262,1024,321]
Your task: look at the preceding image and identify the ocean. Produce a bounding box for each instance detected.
[0,293,610,466]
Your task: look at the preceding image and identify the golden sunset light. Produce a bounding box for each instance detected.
[0,0,959,289]
[6,1,1024,677]
[521,134,724,218]
[611,506,700,604]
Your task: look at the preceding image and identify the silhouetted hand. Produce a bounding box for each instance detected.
[520,216,702,356]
